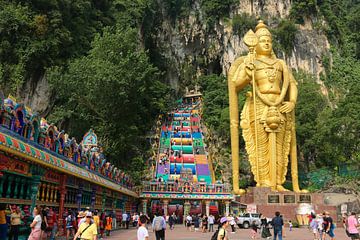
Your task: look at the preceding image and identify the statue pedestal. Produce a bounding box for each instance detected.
[237,187,338,224]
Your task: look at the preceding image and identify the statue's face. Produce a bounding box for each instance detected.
[256,36,272,55]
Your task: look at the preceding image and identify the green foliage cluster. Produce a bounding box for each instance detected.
[48,27,169,183]
[289,0,317,24]
[0,0,114,92]
[271,20,298,56]
[200,0,237,27]
[231,13,257,37]
[164,0,193,24]
[0,0,170,184]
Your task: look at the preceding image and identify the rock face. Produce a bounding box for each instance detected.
[147,0,330,91]
[17,73,53,116]
[15,0,331,111]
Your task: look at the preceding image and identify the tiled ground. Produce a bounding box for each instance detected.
[105,225,348,240]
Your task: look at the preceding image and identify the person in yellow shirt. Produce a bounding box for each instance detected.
[73,212,97,240]
[93,211,100,235]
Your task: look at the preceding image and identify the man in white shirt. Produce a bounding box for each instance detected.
[122,212,128,229]
[137,215,149,240]
[208,215,215,232]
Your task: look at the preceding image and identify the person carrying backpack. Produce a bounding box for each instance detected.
[152,211,166,240]
[211,216,229,240]
[271,211,284,240]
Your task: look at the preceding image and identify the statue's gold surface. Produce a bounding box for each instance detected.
[228,20,304,193]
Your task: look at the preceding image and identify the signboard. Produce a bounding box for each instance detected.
[268,195,280,203]
[299,194,311,203]
[246,204,257,213]
[341,204,348,214]
[284,195,296,204]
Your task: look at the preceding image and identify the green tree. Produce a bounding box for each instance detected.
[48,26,169,183]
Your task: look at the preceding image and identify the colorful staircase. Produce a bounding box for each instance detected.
[155,100,214,184]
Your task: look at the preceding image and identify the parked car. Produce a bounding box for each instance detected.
[236,213,262,229]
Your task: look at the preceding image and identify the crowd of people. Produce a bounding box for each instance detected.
[0,203,146,240]
[132,210,359,240]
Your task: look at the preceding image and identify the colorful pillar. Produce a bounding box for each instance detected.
[30,176,42,212]
[205,200,210,217]
[162,199,169,216]
[101,188,106,212]
[225,201,230,217]
[91,187,97,211]
[0,172,5,196]
[6,175,14,198]
[184,201,191,222]
[58,174,67,236]
[142,199,148,215]
[77,183,83,211]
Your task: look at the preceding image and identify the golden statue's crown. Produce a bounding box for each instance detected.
[255,20,271,38]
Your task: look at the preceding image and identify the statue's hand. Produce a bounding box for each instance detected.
[279,101,295,113]
[245,62,256,77]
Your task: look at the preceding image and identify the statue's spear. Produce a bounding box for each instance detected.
[243,30,260,186]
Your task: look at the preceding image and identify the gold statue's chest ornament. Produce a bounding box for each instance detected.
[228,20,306,194]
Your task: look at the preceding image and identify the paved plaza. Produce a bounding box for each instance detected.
[106,225,348,240]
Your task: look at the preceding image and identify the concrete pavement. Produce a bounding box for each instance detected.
[104,225,348,240]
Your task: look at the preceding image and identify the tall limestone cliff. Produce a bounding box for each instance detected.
[145,0,330,94]
[10,0,331,114]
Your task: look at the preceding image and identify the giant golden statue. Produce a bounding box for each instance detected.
[228,20,303,194]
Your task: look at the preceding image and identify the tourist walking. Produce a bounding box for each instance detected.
[229,215,236,233]
[105,214,112,236]
[193,214,200,232]
[47,207,57,240]
[9,206,22,240]
[201,214,208,233]
[310,215,319,240]
[137,215,149,240]
[100,212,106,238]
[28,206,42,240]
[323,211,335,240]
[168,213,176,230]
[0,203,8,240]
[73,212,97,240]
[152,211,166,240]
[271,211,284,240]
[251,220,259,239]
[93,211,100,235]
[216,217,229,240]
[208,214,215,232]
[65,212,74,240]
[122,212,127,228]
[186,214,192,231]
[347,212,359,240]
[126,212,131,229]
[315,214,324,240]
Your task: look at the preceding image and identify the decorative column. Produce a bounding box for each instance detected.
[14,177,20,198]
[58,174,67,236]
[184,201,191,223]
[6,175,14,198]
[30,176,42,212]
[76,182,83,211]
[142,199,148,215]
[162,199,169,216]
[91,187,96,211]
[101,188,106,212]
[225,201,230,217]
[19,178,25,199]
[205,200,210,217]
[0,173,4,196]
